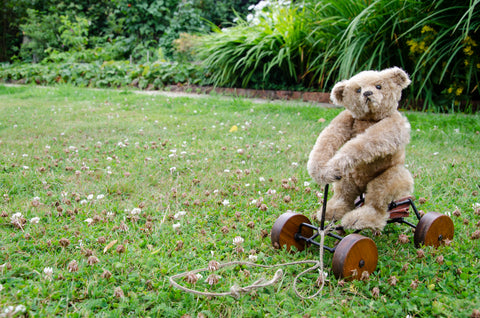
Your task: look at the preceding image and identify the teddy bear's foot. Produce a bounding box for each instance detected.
[340,206,388,231]
[319,198,352,222]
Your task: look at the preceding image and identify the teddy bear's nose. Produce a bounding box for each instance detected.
[363,91,373,97]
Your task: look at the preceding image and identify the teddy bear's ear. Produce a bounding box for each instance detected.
[331,80,347,105]
[384,67,411,89]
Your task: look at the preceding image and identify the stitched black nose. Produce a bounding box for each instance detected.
[363,91,373,97]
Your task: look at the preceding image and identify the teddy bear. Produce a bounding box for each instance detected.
[307,67,414,231]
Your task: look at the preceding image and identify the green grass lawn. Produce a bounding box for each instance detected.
[0,84,479,317]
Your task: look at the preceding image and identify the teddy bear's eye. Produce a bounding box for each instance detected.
[356,88,361,93]
[376,85,382,90]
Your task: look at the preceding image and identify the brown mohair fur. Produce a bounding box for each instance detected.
[307,67,414,230]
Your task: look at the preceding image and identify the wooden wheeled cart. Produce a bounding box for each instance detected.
[271,185,454,280]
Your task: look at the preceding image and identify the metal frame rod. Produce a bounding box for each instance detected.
[320,184,329,230]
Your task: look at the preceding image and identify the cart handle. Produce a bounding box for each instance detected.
[320,184,329,231]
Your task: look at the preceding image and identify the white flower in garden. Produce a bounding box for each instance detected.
[249,255,258,262]
[259,177,265,182]
[85,218,93,225]
[266,189,276,195]
[30,217,40,224]
[87,194,94,200]
[172,223,181,230]
[131,208,141,215]
[233,236,244,245]
[170,167,177,173]
[304,181,310,187]
[292,162,299,167]
[174,211,187,219]
[97,194,105,200]
[80,199,88,205]
[43,267,53,280]
[222,199,230,206]
[10,213,23,226]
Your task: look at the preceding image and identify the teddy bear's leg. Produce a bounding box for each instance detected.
[340,165,414,230]
[320,179,359,222]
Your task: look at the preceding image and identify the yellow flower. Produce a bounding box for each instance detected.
[465,60,469,66]
[464,36,478,47]
[421,25,435,34]
[447,87,453,94]
[455,87,463,96]
[464,46,474,56]
[477,63,480,69]
[229,125,238,132]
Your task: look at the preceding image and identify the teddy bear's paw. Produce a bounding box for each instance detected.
[340,206,387,231]
[320,199,351,221]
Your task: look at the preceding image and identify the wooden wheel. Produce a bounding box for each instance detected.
[332,234,378,280]
[271,212,313,252]
[414,212,454,248]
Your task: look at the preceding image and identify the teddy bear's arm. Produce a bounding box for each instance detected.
[307,110,354,183]
[328,113,410,174]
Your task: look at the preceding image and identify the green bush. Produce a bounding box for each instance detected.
[197,0,480,112]
[196,0,321,89]
[0,61,207,88]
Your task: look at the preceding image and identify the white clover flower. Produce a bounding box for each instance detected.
[266,189,276,195]
[30,217,40,224]
[233,236,244,245]
[291,162,299,167]
[248,255,258,262]
[131,208,141,215]
[12,212,23,220]
[43,267,53,280]
[250,199,257,205]
[80,199,88,205]
[222,199,230,206]
[172,223,181,230]
[87,194,94,200]
[85,218,93,225]
[174,211,187,219]
[259,177,265,182]
[97,194,105,200]
[169,167,177,172]
[303,181,311,187]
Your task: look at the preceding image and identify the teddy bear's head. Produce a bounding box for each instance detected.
[330,67,411,120]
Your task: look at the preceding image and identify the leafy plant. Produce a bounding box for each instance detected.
[19,9,60,63]
[196,0,320,88]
